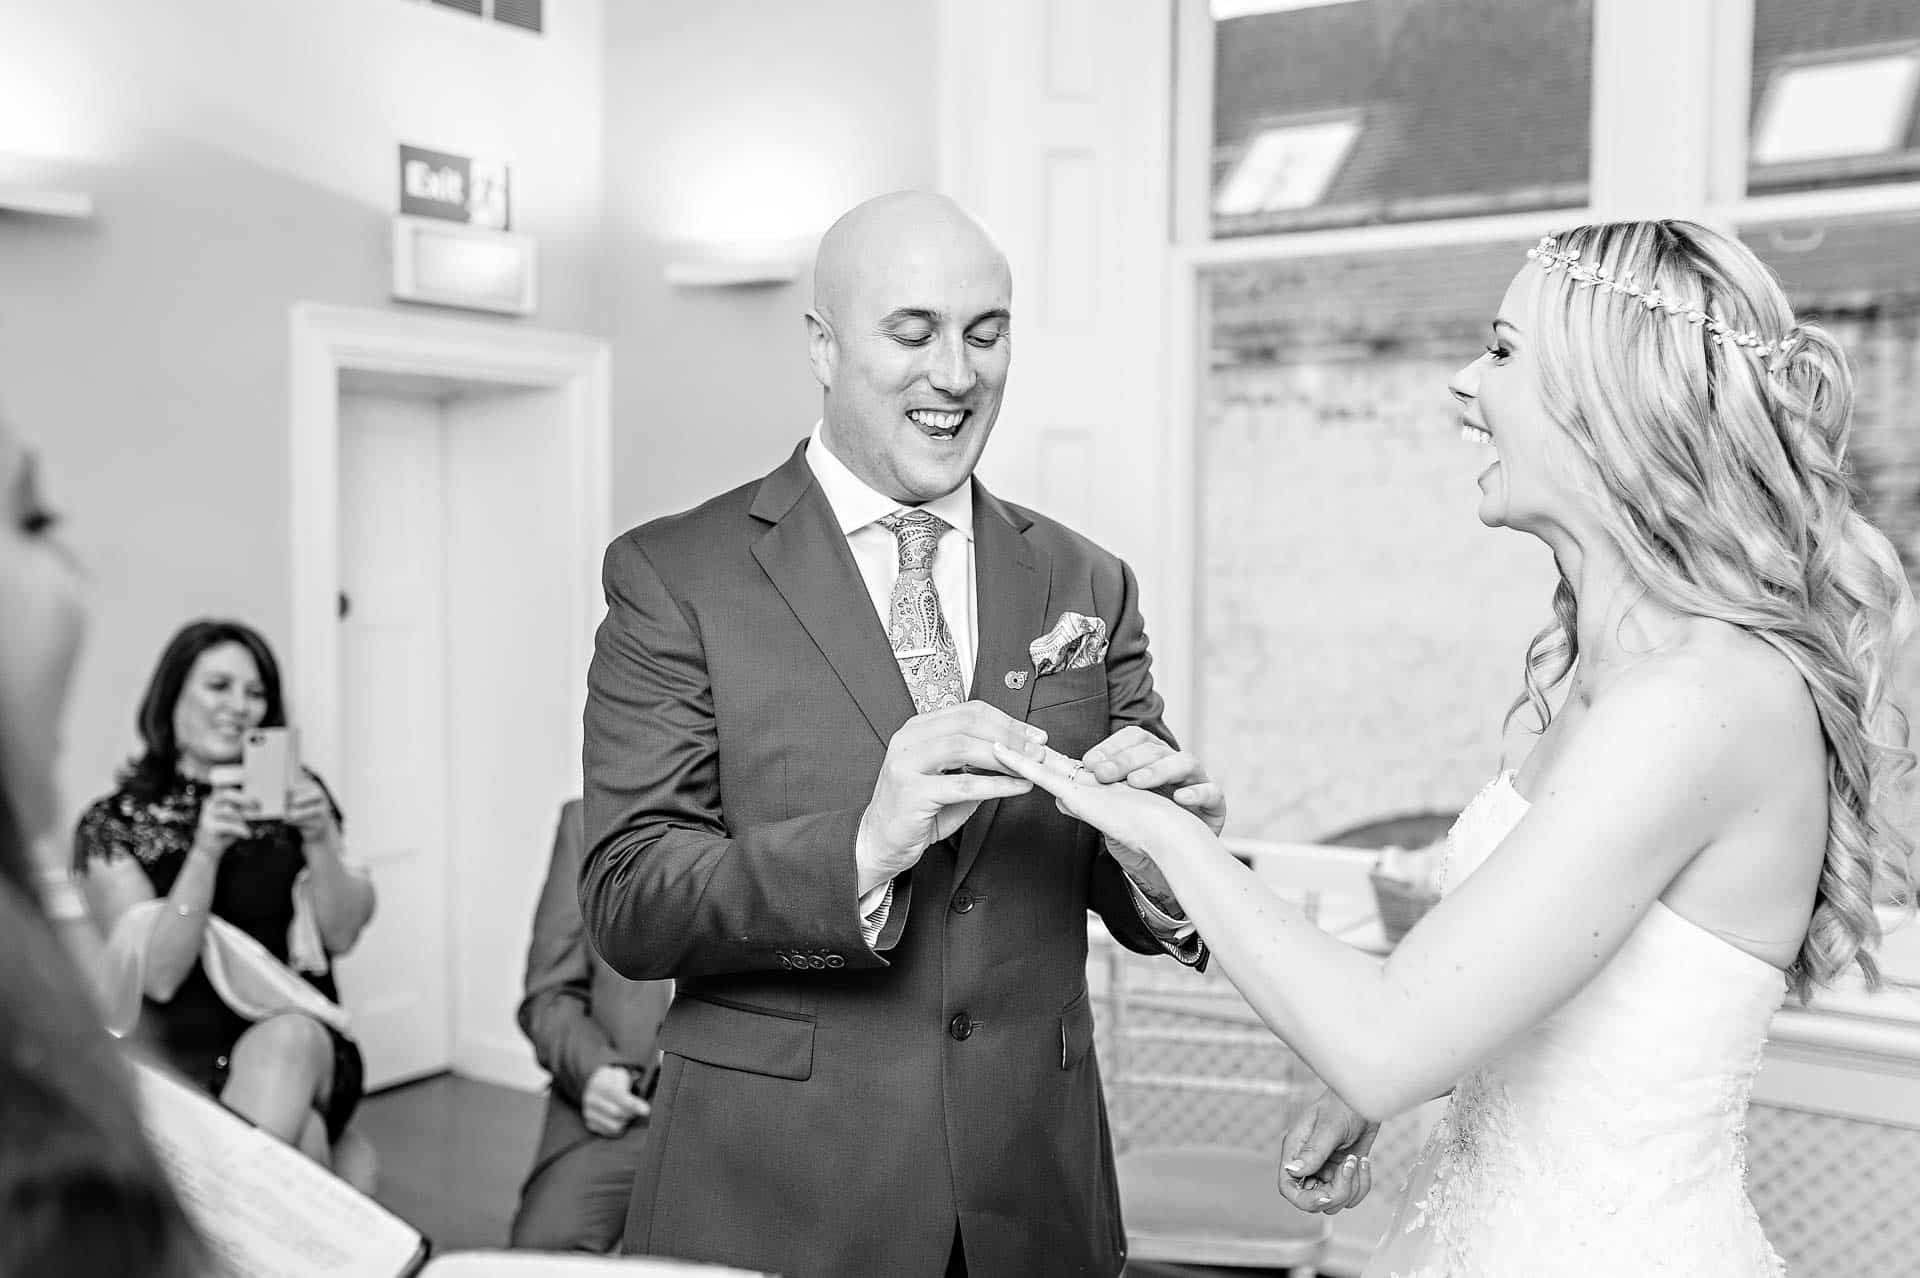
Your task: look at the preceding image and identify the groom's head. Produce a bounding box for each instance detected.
[806,191,1012,505]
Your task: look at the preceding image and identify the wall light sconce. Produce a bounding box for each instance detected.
[0,153,93,218]
[0,186,92,217]
[664,236,816,290]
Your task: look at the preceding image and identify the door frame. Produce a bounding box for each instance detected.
[288,303,609,1088]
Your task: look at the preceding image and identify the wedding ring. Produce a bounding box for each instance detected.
[1067,762,1088,784]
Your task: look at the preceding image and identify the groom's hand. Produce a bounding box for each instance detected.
[858,703,1045,889]
[1084,727,1226,835]
[1278,1087,1378,1215]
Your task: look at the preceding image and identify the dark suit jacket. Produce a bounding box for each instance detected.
[518,798,673,1179]
[582,440,1202,1278]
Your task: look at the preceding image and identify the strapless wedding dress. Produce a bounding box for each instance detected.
[1362,773,1790,1277]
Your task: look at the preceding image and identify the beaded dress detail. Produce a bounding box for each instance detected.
[1362,774,1789,1278]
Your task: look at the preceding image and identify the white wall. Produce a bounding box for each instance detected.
[600,0,941,530]
[0,0,607,831]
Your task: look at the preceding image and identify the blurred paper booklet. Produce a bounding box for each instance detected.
[429,1257,774,1276]
[430,1251,771,1266]
[133,1062,770,1277]
[134,1060,429,1276]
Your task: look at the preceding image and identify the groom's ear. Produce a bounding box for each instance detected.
[804,311,835,389]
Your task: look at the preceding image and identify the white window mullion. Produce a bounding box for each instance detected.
[1588,0,1721,223]
[1175,204,1590,266]
[1172,0,1216,248]
[1722,178,1920,227]
[1706,0,1757,213]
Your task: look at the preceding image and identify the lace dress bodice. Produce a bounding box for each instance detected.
[1363,773,1789,1277]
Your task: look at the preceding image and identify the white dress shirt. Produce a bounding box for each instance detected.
[803,426,1191,946]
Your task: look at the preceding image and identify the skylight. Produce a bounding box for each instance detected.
[1214,117,1361,216]
[1211,0,1363,18]
[1752,50,1920,166]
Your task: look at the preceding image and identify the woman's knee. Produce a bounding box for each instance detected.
[230,1014,333,1085]
[294,1110,331,1164]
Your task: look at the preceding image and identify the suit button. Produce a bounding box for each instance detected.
[777,954,792,968]
[825,954,845,968]
[808,955,825,969]
[951,889,975,914]
[949,1012,974,1041]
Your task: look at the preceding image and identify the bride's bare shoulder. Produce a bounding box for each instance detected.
[1597,629,1823,778]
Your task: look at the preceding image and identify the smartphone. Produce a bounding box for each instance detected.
[241,726,298,820]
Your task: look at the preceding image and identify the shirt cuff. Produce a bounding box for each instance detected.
[1123,870,1196,941]
[859,879,895,948]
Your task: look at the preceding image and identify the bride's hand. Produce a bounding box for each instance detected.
[990,742,1194,855]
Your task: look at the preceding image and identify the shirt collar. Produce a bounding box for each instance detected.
[807,422,975,541]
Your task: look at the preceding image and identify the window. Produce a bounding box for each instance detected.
[1213,114,1361,217]
[417,0,542,34]
[1180,0,1920,848]
[1741,212,1920,594]
[1753,52,1920,167]
[1749,1,1920,193]
[1209,0,1593,237]
[1198,243,1556,842]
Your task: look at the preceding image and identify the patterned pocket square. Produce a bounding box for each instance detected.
[1029,611,1109,676]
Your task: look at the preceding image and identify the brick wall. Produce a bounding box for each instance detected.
[1198,305,1920,846]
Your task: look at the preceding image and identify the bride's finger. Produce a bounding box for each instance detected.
[992,742,1077,796]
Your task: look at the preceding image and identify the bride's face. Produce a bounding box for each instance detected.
[1447,267,1590,536]
[0,421,86,843]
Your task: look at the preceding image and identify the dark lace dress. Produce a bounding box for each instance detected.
[73,773,365,1142]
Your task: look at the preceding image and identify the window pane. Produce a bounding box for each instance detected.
[1199,241,1556,843]
[1749,1,1920,195]
[1740,215,1920,801]
[1209,0,1592,239]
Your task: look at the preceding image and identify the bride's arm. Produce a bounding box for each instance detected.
[999,660,1790,1121]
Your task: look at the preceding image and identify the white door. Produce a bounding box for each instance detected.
[440,384,578,1089]
[331,386,454,1090]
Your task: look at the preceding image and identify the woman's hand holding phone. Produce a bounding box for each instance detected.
[195,766,256,860]
[286,773,339,850]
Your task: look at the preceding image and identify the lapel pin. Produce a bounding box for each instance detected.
[1004,670,1029,690]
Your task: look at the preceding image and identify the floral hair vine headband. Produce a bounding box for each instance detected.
[1525,236,1795,360]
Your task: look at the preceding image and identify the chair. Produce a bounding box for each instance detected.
[1094,931,1331,1276]
[1318,810,1457,853]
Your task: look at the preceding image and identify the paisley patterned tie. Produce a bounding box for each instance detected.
[879,509,966,714]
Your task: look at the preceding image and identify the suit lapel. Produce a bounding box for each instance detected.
[751,443,917,747]
[954,482,1050,888]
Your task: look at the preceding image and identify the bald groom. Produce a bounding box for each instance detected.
[581,191,1223,1277]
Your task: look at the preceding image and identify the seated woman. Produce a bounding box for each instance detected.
[76,619,378,1185]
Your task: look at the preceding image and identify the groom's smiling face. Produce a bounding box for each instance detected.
[808,195,1013,505]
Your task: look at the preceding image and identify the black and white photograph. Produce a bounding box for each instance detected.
[2,2,1918,1276]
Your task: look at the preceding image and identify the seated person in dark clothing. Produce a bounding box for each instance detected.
[75,619,378,1186]
[511,798,672,1252]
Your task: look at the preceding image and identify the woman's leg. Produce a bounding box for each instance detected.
[295,1110,333,1168]
[218,1013,335,1151]
[330,1126,379,1195]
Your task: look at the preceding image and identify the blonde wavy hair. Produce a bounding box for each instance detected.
[1507,219,1916,1001]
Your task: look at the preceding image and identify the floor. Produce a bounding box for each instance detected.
[355,1074,1322,1275]
[355,1072,546,1253]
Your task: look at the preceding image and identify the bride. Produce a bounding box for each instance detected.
[995,220,1915,1275]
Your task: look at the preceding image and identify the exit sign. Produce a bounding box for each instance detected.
[398,144,511,230]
